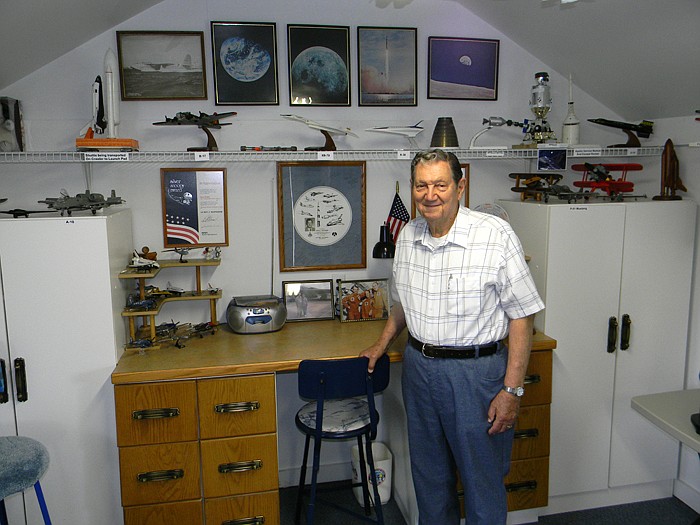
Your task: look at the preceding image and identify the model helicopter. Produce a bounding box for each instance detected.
[281,114,358,151]
[366,121,424,148]
[153,111,237,151]
[38,189,124,215]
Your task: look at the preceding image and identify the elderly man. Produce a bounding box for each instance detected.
[361,149,544,524]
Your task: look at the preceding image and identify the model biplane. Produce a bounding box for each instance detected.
[571,162,643,200]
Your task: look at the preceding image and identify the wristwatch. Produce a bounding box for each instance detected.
[502,385,525,397]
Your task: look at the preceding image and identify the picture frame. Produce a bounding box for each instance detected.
[357,26,417,106]
[427,36,499,101]
[339,279,391,322]
[287,24,351,106]
[282,279,335,321]
[161,168,229,248]
[210,21,279,105]
[116,31,207,100]
[277,161,366,271]
[412,163,470,218]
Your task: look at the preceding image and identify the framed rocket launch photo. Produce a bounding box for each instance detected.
[358,26,417,106]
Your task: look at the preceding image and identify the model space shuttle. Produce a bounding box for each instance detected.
[76,49,139,151]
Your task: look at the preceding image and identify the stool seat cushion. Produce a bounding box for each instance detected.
[0,436,50,500]
[296,397,370,433]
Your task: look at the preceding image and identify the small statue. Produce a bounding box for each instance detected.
[653,139,686,201]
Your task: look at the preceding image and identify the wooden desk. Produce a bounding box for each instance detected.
[632,389,700,452]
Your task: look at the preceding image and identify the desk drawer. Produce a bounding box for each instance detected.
[119,441,201,506]
[521,350,552,407]
[198,374,277,439]
[505,457,549,511]
[205,491,280,525]
[512,404,550,460]
[201,434,279,497]
[115,381,198,446]
[123,500,203,525]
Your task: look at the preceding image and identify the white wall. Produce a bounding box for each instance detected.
[2,0,700,502]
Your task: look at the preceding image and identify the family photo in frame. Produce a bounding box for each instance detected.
[339,279,391,322]
[282,280,335,322]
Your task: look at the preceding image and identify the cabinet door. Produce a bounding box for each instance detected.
[543,204,626,496]
[609,201,696,486]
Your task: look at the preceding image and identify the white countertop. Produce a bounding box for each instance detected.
[632,389,700,452]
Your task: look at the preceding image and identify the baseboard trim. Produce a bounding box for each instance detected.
[674,478,700,513]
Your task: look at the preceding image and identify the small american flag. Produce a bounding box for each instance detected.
[386,192,410,242]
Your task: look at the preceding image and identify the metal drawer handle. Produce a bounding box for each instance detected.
[215,401,260,413]
[222,517,266,525]
[218,459,263,474]
[514,428,540,439]
[137,469,184,483]
[505,480,538,493]
[523,374,541,385]
[132,408,180,420]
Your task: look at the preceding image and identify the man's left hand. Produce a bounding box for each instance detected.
[487,390,520,435]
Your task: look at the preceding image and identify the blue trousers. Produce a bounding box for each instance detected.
[401,343,512,525]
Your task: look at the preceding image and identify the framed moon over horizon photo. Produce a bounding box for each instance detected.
[427,36,499,101]
[210,21,279,105]
[287,24,351,106]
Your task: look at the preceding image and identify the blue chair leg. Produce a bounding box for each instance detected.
[34,481,52,525]
[365,437,385,525]
[0,498,7,525]
[306,436,323,525]
[356,435,372,515]
[295,435,311,525]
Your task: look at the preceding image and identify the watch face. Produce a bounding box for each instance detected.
[516,386,525,396]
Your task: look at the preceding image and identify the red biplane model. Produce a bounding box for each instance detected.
[571,162,643,199]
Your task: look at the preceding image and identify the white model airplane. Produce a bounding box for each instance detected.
[366,121,424,148]
[281,114,358,151]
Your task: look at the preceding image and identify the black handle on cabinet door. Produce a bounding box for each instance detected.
[620,314,631,350]
[607,317,618,353]
[14,357,27,402]
[0,359,8,403]
[222,516,266,525]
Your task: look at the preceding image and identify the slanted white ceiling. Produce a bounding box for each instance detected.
[1,0,697,120]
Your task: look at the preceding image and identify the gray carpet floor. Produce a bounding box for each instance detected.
[281,483,699,525]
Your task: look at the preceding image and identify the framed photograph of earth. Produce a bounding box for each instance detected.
[116,31,207,100]
[210,21,279,105]
[287,24,351,106]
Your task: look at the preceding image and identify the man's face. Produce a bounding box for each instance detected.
[412,160,464,234]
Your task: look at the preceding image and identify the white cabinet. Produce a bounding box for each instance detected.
[498,200,696,497]
[0,209,132,524]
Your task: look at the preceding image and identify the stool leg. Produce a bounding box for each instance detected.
[356,435,371,515]
[365,438,384,525]
[306,435,323,525]
[34,481,52,525]
[0,498,8,525]
[295,434,311,525]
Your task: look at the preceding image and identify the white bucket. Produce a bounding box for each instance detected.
[351,442,392,506]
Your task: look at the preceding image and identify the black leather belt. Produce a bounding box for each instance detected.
[408,333,498,359]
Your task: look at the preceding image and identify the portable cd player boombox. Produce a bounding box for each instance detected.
[226,295,287,334]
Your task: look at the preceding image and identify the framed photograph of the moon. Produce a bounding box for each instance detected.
[287,24,351,106]
[427,37,499,101]
[211,22,279,105]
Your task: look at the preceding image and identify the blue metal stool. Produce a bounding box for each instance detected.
[0,436,51,525]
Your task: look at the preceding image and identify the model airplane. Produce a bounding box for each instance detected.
[571,162,645,200]
[281,114,358,151]
[366,121,424,148]
[587,118,654,147]
[38,189,124,216]
[0,208,57,218]
[153,111,237,151]
[163,247,190,263]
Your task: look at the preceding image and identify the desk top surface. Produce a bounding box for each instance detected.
[112,320,556,384]
[632,389,700,452]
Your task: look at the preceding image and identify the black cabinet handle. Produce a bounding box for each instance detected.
[620,314,631,350]
[132,408,180,420]
[0,359,8,404]
[514,428,540,440]
[136,469,184,483]
[14,357,27,402]
[222,517,266,525]
[607,317,618,353]
[215,401,260,414]
[218,459,263,474]
[523,374,541,385]
[505,480,538,493]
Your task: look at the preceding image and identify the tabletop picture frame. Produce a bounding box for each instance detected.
[277,161,366,271]
[161,167,229,248]
[287,24,351,106]
[282,279,335,321]
[211,21,279,105]
[339,279,391,322]
[357,26,417,106]
[116,31,207,100]
[412,163,470,218]
[427,36,499,101]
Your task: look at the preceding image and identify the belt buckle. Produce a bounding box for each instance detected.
[420,343,434,359]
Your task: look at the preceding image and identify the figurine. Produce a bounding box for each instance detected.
[653,139,686,201]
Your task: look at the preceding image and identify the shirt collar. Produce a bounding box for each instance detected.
[414,207,470,249]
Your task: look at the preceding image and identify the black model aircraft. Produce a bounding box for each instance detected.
[587,118,654,147]
[153,111,237,151]
[38,189,124,216]
[0,208,57,218]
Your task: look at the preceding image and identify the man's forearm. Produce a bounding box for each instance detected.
[504,314,535,387]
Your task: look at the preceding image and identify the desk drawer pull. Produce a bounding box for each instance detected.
[137,469,184,483]
[514,428,539,439]
[505,480,537,493]
[218,459,263,474]
[215,401,260,413]
[132,407,180,420]
[222,516,265,525]
[523,374,541,385]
